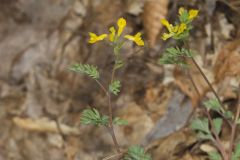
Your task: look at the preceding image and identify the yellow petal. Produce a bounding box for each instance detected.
[97,34,107,40]
[173,25,179,33]
[177,23,187,34]
[124,35,135,41]
[161,19,172,32]
[88,32,97,43]
[178,7,185,15]
[162,33,172,41]
[189,9,199,20]
[135,39,144,46]
[117,17,126,36]
[109,27,116,42]
[135,32,142,38]
[88,32,107,44]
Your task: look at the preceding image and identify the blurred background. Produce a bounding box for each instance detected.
[0,0,239,159]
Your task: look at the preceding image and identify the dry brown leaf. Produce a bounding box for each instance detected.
[143,0,169,47]
[174,56,216,106]
[143,84,171,121]
[214,40,240,82]
[13,117,80,135]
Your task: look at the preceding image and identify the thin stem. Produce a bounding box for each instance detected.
[95,80,108,95]
[108,95,120,153]
[205,110,228,160]
[190,57,224,108]
[95,79,120,153]
[228,88,240,160]
[186,69,201,97]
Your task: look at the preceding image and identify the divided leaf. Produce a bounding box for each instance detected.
[203,99,222,112]
[69,63,100,79]
[213,118,223,136]
[208,151,222,160]
[109,80,121,95]
[113,117,128,126]
[159,47,194,67]
[191,118,210,134]
[232,143,240,160]
[124,146,151,160]
[191,118,213,140]
[80,108,108,126]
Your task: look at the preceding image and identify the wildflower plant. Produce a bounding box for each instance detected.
[70,18,150,159]
[159,7,240,160]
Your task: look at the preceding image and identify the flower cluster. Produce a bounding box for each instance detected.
[161,7,199,40]
[88,18,144,46]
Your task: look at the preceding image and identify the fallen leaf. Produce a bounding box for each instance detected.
[13,117,80,135]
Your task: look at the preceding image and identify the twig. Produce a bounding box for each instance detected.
[95,79,120,153]
[190,57,224,108]
[228,87,240,160]
[205,110,228,160]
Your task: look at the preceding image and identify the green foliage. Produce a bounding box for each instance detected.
[69,63,100,79]
[232,143,240,160]
[81,109,128,126]
[113,117,128,125]
[191,118,213,140]
[203,99,222,112]
[80,108,108,126]
[179,10,189,23]
[124,146,151,160]
[109,80,121,95]
[224,111,234,120]
[213,118,223,135]
[159,47,194,67]
[114,59,124,70]
[208,151,222,160]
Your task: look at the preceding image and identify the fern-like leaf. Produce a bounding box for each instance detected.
[69,63,100,79]
[80,108,108,126]
[124,146,151,160]
[109,80,121,95]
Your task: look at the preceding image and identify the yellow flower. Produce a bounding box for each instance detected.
[177,23,187,34]
[88,32,107,44]
[109,27,116,42]
[161,19,187,40]
[178,7,185,16]
[117,17,126,36]
[161,19,173,32]
[162,33,173,41]
[124,32,144,46]
[189,9,199,20]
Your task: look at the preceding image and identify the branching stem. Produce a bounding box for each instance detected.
[95,79,120,153]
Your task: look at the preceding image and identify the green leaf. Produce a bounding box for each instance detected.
[232,143,240,160]
[191,118,210,134]
[113,117,128,126]
[124,146,152,160]
[224,111,233,119]
[114,59,124,70]
[69,63,100,79]
[213,118,223,136]
[179,10,189,23]
[236,119,240,125]
[203,98,222,112]
[80,108,109,126]
[158,47,194,67]
[208,151,222,160]
[197,131,213,140]
[109,80,121,95]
